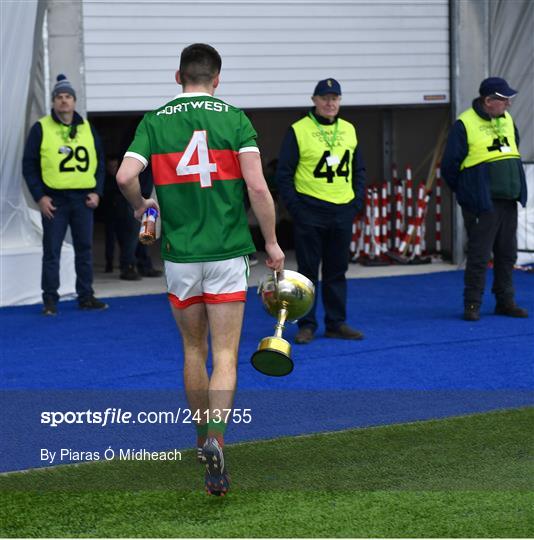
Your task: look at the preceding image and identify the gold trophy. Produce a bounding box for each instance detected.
[251,269,315,376]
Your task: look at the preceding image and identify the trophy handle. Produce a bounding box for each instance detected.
[273,270,280,302]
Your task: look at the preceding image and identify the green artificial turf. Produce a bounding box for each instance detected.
[1,407,533,537]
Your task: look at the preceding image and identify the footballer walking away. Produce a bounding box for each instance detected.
[116,43,284,496]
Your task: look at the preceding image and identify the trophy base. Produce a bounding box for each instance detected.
[250,337,293,377]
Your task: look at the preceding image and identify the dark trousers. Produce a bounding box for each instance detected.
[114,196,140,270]
[462,199,518,306]
[102,193,116,267]
[136,242,155,272]
[41,193,94,304]
[103,193,140,270]
[294,217,353,332]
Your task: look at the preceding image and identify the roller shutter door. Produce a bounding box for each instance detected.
[83,0,449,112]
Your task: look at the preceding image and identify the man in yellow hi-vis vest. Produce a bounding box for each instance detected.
[23,74,107,315]
[442,77,528,322]
[276,78,366,344]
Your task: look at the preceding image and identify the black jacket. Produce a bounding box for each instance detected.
[275,109,366,226]
[441,99,527,215]
[22,109,105,202]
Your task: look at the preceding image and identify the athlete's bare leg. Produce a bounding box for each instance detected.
[171,303,210,421]
[206,301,245,415]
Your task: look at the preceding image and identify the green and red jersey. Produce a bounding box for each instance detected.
[126,92,258,262]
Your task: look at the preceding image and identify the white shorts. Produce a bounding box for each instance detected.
[165,255,250,309]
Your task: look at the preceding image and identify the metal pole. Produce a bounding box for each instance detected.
[448,0,490,266]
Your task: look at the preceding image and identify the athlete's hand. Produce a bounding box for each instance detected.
[133,198,160,221]
[38,196,56,219]
[265,241,285,272]
[85,193,100,209]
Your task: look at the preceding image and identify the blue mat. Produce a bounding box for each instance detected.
[1,270,533,472]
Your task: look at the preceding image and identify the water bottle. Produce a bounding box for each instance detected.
[139,208,158,245]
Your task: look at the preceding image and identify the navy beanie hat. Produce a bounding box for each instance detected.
[52,74,76,100]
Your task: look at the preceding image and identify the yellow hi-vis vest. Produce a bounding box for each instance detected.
[39,115,98,189]
[292,115,357,204]
[458,108,520,170]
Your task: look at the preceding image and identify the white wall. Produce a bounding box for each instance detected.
[82,0,449,112]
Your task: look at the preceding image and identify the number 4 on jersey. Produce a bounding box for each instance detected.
[176,130,217,187]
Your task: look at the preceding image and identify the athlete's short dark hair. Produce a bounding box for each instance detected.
[179,43,222,85]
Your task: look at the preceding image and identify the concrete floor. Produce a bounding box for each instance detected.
[93,248,457,299]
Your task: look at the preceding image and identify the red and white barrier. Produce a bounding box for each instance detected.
[394,180,403,250]
[412,184,430,258]
[350,164,443,264]
[435,164,442,254]
[363,189,372,257]
[380,182,389,254]
[350,212,364,260]
[385,180,392,249]
[404,166,414,255]
[373,188,382,257]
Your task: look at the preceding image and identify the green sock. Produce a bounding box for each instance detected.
[208,418,227,446]
[196,423,208,447]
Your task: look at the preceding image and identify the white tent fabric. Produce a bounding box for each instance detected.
[489,0,534,162]
[0,0,75,307]
[517,164,534,265]
[489,1,534,264]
